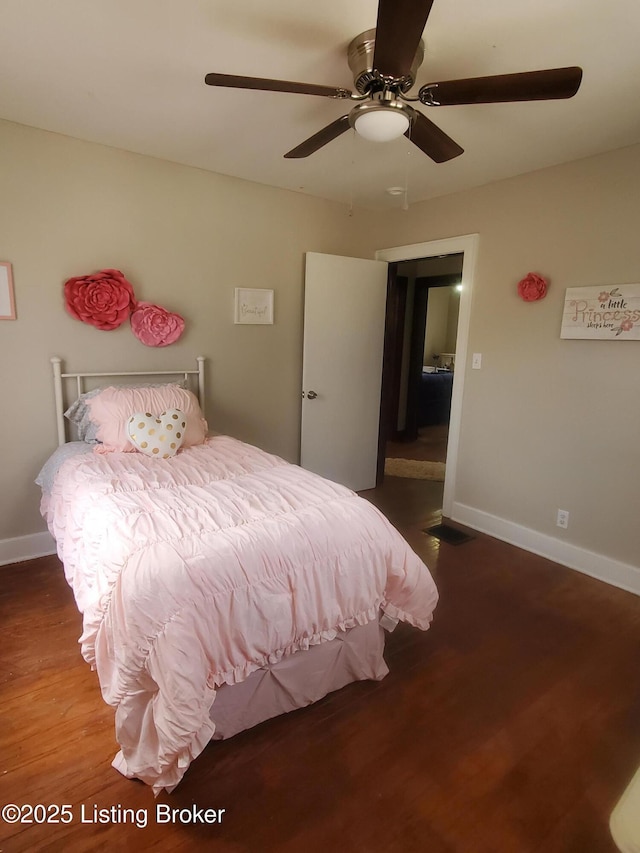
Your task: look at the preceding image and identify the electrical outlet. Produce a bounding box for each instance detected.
[557,509,569,529]
[472,353,482,369]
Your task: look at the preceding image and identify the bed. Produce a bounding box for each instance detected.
[418,368,454,427]
[37,357,439,795]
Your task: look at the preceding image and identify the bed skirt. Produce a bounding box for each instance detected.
[209,617,390,740]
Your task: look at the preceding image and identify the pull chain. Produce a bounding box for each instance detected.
[348,128,356,216]
[402,146,411,211]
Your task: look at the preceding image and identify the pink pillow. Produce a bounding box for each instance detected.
[86,385,207,453]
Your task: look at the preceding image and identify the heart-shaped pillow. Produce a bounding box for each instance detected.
[127,408,186,458]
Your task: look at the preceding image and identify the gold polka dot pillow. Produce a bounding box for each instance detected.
[127,409,186,458]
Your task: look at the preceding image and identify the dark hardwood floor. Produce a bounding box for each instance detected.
[386,424,450,464]
[1,478,639,852]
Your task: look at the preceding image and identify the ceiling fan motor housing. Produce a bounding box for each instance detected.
[347,29,424,93]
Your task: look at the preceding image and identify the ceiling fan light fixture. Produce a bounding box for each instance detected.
[350,100,411,143]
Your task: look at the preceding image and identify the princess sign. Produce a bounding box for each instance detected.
[560,284,640,340]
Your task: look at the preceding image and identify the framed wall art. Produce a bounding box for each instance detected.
[0,262,16,320]
[234,288,274,325]
[560,284,640,340]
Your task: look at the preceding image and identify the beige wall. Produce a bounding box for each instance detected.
[445,290,460,355]
[357,144,640,570]
[424,286,459,364]
[2,116,638,579]
[0,119,372,540]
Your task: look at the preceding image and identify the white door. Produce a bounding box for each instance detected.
[301,251,388,491]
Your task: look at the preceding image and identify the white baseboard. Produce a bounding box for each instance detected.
[0,531,57,566]
[4,507,639,597]
[451,502,640,597]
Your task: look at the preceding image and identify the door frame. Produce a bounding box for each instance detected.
[376,235,479,518]
[376,267,408,482]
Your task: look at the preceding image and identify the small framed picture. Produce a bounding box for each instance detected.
[0,262,16,320]
[234,288,274,325]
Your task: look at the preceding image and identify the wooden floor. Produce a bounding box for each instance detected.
[2,478,639,852]
[386,424,450,464]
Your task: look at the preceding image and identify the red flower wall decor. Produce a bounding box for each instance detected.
[64,269,136,330]
[64,268,186,346]
[130,302,185,347]
[517,272,548,302]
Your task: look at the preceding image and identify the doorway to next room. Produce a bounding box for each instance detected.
[380,252,464,490]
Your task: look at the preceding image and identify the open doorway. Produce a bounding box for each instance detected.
[384,254,463,482]
[375,234,478,519]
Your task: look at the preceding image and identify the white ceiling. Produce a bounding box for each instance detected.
[2,0,639,210]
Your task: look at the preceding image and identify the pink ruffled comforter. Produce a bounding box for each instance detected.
[41,436,438,794]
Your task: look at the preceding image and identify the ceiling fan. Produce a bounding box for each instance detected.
[204,0,582,163]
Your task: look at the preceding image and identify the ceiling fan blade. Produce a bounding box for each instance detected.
[419,67,583,106]
[284,115,351,159]
[406,112,464,163]
[373,0,435,79]
[205,73,352,99]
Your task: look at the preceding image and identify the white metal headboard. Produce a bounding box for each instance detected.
[51,356,206,447]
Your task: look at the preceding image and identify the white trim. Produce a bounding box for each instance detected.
[0,531,56,566]
[376,234,479,518]
[451,501,640,597]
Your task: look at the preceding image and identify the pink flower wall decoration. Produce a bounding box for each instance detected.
[130,302,185,347]
[517,272,548,302]
[64,269,136,330]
